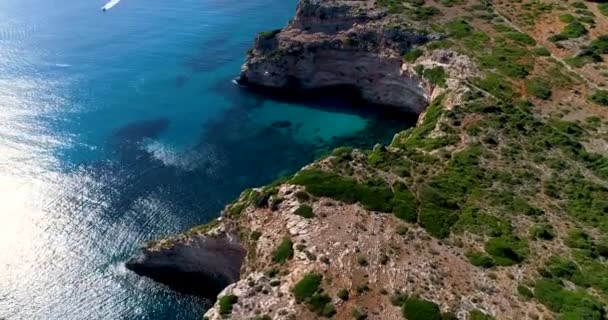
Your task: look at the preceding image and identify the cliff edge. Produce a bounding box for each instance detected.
[128,0,608,319]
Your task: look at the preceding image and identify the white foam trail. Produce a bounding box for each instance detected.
[54,63,71,68]
[101,0,121,12]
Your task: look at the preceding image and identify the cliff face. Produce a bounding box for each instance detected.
[128,0,608,319]
[238,0,436,113]
[126,227,245,299]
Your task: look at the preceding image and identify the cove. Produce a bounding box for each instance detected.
[0,0,418,319]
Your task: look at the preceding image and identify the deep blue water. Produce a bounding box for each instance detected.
[0,0,416,319]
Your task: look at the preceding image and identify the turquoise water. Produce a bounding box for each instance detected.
[0,0,416,319]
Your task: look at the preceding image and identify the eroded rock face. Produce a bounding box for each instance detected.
[238,0,436,113]
[125,232,246,299]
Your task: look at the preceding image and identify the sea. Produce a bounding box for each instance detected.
[0,0,417,319]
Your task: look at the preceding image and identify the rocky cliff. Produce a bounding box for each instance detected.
[128,0,608,319]
[237,0,441,113]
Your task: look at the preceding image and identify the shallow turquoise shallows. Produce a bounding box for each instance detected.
[0,0,416,319]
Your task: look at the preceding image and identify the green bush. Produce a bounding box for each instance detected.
[466,251,495,268]
[517,285,534,299]
[600,3,608,16]
[250,230,262,241]
[469,309,494,320]
[308,293,333,316]
[534,278,605,319]
[412,5,440,20]
[294,204,315,219]
[564,229,595,250]
[337,288,349,301]
[485,236,528,266]
[475,73,517,101]
[445,19,473,38]
[505,32,536,46]
[403,48,423,62]
[219,294,238,315]
[418,146,488,238]
[544,255,580,279]
[559,14,576,23]
[525,78,552,100]
[351,308,368,320]
[588,89,608,107]
[293,273,322,302]
[402,297,442,320]
[549,22,587,42]
[423,66,447,86]
[291,169,418,217]
[479,46,531,79]
[454,207,512,237]
[259,29,281,40]
[291,170,394,212]
[272,237,294,263]
[532,47,551,56]
[529,223,555,240]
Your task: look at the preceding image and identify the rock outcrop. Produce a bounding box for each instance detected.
[237,0,439,113]
[126,228,245,299]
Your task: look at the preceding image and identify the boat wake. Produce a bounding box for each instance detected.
[101,0,121,12]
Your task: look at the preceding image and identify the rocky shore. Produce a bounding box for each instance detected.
[237,0,438,114]
[126,0,608,319]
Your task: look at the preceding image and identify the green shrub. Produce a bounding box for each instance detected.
[295,190,311,201]
[351,308,368,320]
[258,29,281,40]
[454,207,512,237]
[423,66,447,86]
[517,285,534,299]
[485,236,528,266]
[572,1,587,9]
[505,32,536,46]
[291,170,394,212]
[534,278,605,319]
[445,19,473,38]
[529,223,555,240]
[272,237,294,263]
[564,229,594,250]
[418,146,488,238]
[600,3,608,16]
[291,169,418,217]
[479,46,531,79]
[402,297,442,320]
[549,22,587,42]
[391,188,418,222]
[293,273,322,302]
[588,89,608,107]
[412,5,440,20]
[544,255,580,279]
[228,203,246,217]
[469,309,494,320]
[219,294,238,315]
[466,251,495,268]
[337,288,349,301]
[475,73,517,101]
[559,14,576,23]
[294,204,315,219]
[357,255,369,267]
[250,230,262,241]
[532,47,551,56]
[397,95,445,149]
[403,48,423,62]
[525,78,552,100]
[308,293,334,316]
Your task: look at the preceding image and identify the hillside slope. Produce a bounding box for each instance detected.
[128,0,608,319]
